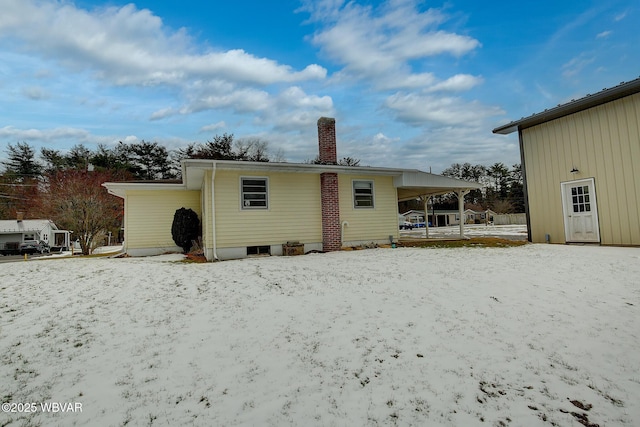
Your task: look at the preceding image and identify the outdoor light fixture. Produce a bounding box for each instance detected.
[570,167,579,174]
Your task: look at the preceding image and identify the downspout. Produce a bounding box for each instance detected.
[210,162,218,261]
[341,221,349,247]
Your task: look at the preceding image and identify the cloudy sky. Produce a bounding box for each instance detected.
[1,0,638,172]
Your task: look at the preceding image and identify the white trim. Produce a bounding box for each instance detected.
[560,177,600,243]
[103,182,185,198]
[211,164,218,261]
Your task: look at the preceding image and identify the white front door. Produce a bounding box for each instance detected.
[561,178,600,243]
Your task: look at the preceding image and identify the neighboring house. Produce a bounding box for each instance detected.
[104,118,482,261]
[0,214,71,251]
[464,209,498,224]
[400,209,462,227]
[400,210,425,225]
[493,77,640,246]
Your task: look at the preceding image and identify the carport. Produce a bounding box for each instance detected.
[394,171,483,239]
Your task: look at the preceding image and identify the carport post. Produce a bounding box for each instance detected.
[423,196,429,239]
[457,189,470,239]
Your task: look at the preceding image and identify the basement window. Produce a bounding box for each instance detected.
[353,180,374,208]
[247,245,270,256]
[241,177,268,209]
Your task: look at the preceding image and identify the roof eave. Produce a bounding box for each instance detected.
[102,182,186,198]
[182,159,410,175]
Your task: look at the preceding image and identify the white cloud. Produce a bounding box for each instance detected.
[562,55,595,78]
[377,72,437,90]
[278,86,333,110]
[0,1,327,89]
[302,0,480,89]
[384,93,504,126]
[183,88,273,114]
[254,88,335,132]
[373,132,392,143]
[596,31,612,39]
[0,125,92,142]
[614,11,627,21]
[427,74,484,93]
[200,122,226,133]
[149,108,177,121]
[120,135,140,144]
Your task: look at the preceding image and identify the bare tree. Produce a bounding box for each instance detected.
[491,199,515,214]
[339,157,360,166]
[235,138,270,162]
[43,169,124,255]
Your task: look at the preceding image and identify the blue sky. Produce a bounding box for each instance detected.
[1,0,638,172]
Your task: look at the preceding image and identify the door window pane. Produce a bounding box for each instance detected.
[571,185,591,214]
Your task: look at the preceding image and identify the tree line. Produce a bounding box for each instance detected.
[4,134,275,181]
[0,135,276,254]
[400,162,525,214]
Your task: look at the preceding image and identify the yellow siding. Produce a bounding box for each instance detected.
[338,175,399,243]
[213,170,322,247]
[523,92,640,245]
[125,190,201,249]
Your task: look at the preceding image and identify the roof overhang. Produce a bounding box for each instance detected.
[104,160,483,201]
[102,182,186,199]
[493,77,640,135]
[393,171,483,201]
[181,159,406,190]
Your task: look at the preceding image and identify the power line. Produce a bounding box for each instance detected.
[0,194,29,200]
[0,183,39,187]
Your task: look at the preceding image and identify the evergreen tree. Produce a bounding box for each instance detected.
[128,141,173,180]
[66,144,93,170]
[2,142,42,181]
[193,134,236,160]
[508,163,525,212]
[91,143,136,173]
[0,142,42,219]
[40,148,68,174]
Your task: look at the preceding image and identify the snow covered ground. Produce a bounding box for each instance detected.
[1,243,639,426]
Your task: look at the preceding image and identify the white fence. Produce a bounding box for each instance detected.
[493,213,526,225]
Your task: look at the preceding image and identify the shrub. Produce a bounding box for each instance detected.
[171,208,200,253]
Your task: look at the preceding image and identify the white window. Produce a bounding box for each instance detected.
[241,177,268,209]
[353,180,374,208]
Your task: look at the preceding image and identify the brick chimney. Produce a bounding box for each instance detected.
[317,117,337,164]
[318,117,341,252]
